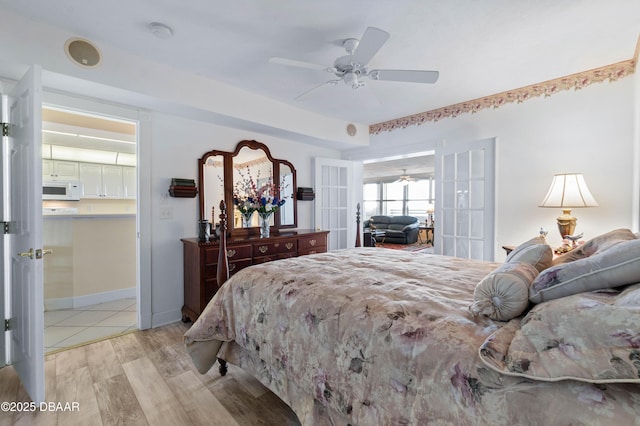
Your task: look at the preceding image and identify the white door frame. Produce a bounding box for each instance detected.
[41,93,151,330]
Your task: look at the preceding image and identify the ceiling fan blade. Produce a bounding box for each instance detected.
[351,27,390,65]
[269,56,328,71]
[294,79,341,101]
[370,69,439,84]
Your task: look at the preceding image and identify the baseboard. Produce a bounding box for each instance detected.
[45,287,136,311]
[44,297,73,311]
[151,309,183,328]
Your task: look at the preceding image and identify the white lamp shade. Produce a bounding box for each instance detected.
[539,173,598,208]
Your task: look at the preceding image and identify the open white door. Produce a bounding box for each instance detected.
[435,138,495,261]
[5,65,45,403]
[314,158,357,250]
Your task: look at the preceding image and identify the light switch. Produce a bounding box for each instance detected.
[159,206,173,219]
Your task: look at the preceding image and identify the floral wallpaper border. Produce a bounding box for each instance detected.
[369,57,637,135]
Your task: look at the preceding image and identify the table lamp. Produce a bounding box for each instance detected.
[539,173,598,239]
[426,204,434,226]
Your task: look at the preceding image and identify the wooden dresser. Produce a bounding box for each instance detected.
[181,229,329,322]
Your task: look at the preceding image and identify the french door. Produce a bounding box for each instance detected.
[435,138,495,261]
[313,158,357,250]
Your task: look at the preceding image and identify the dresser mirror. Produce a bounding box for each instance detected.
[278,161,296,227]
[201,152,226,227]
[198,140,297,237]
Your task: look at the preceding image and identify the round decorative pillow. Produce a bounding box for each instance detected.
[470,262,538,321]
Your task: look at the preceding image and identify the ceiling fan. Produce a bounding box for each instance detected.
[269,27,439,100]
[394,169,415,185]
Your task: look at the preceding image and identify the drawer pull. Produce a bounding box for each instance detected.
[259,245,269,253]
[229,263,236,272]
[227,249,237,257]
[274,243,280,247]
[309,239,316,246]
[285,243,294,250]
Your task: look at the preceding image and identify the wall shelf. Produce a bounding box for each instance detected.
[169,178,198,198]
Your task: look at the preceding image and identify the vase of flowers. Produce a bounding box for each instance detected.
[240,210,254,228]
[255,194,286,238]
[258,211,273,238]
[233,166,288,236]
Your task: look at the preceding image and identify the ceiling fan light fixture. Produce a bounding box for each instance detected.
[270,26,439,100]
[394,168,414,184]
[344,72,364,89]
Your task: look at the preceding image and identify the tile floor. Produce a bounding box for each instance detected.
[44,298,137,354]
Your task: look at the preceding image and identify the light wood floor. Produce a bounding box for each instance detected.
[0,321,301,426]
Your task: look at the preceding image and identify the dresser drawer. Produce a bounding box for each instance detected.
[204,278,218,304]
[299,246,327,256]
[203,247,219,265]
[254,254,277,264]
[228,259,253,275]
[298,234,326,252]
[253,239,297,257]
[277,251,297,260]
[204,244,252,264]
[225,244,252,260]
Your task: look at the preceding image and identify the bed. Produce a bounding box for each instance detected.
[184,213,640,425]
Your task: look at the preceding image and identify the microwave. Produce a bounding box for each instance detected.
[42,181,82,201]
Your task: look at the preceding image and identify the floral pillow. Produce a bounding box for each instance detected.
[529,238,640,303]
[479,283,640,384]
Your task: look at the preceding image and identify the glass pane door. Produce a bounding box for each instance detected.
[435,138,495,261]
[314,158,355,250]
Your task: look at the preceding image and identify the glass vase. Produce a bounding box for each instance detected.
[241,210,254,228]
[258,211,273,238]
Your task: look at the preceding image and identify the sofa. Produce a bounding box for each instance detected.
[364,215,420,244]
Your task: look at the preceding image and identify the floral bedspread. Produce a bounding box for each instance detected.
[185,248,640,425]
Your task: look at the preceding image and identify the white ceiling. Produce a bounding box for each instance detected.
[364,154,435,182]
[1,0,638,127]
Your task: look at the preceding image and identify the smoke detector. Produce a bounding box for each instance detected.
[148,22,173,39]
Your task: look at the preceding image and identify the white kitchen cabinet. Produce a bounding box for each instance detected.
[122,166,136,199]
[103,165,124,198]
[79,163,102,198]
[42,159,79,181]
[79,163,124,198]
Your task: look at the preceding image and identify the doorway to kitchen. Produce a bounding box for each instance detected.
[41,106,138,354]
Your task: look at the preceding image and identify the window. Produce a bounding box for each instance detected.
[407,179,433,218]
[363,183,379,218]
[363,178,435,221]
